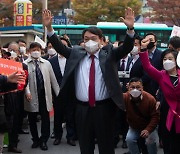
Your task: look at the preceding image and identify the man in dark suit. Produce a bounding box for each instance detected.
[114,54,132,148]
[141,33,163,97]
[43,7,135,154]
[49,39,76,146]
[130,34,162,97]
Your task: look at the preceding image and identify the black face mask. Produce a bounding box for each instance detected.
[147,42,155,50]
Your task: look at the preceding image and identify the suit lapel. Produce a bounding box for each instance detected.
[163,71,176,89]
[55,56,62,79]
[99,49,108,75]
[126,57,133,71]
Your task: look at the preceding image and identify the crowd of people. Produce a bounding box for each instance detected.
[0,7,180,154]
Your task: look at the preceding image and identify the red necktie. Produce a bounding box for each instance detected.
[89,55,95,107]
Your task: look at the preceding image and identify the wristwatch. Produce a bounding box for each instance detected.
[127,27,134,30]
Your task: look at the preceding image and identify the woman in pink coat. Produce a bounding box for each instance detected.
[139,38,180,154]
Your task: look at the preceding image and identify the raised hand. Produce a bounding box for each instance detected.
[120,7,134,29]
[141,38,150,49]
[42,9,53,31]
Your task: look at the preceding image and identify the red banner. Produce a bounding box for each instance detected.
[0,58,24,85]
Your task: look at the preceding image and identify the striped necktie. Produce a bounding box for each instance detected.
[34,60,44,92]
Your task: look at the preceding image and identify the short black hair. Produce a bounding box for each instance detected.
[78,40,84,45]
[129,77,143,85]
[145,32,157,42]
[29,42,42,49]
[46,41,51,47]
[161,48,178,66]
[135,35,142,45]
[59,37,72,48]
[17,39,26,44]
[169,36,180,50]
[102,35,106,42]
[82,26,103,39]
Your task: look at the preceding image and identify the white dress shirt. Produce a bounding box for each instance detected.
[129,54,139,72]
[148,48,156,59]
[75,51,109,102]
[58,54,66,76]
[119,56,129,71]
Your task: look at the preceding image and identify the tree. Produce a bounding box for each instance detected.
[147,0,180,26]
[0,0,68,27]
[0,0,13,26]
[71,0,142,24]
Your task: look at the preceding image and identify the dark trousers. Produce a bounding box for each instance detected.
[75,100,116,154]
[28,90,50,143]
[53,97,65,140]
[17,91,28,131]
[160,122,180,154]
[7,113,19,148]
[4,92,19,148]
[114,109,129,145]
[53,97,76,140]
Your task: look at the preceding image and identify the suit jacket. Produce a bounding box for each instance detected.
[48,55,63,86]
[139,51,180,133]
[48,33,134,110]
[42,54,50,60]
[130,57,144,79]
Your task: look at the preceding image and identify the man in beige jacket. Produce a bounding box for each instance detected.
[24,42,60,151]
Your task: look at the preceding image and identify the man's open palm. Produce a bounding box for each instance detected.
[42,9,53,29]
[120,7,134,28]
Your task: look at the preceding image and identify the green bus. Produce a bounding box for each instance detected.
[33,22,173,50]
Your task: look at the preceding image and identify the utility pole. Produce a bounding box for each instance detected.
[42,0,48,43]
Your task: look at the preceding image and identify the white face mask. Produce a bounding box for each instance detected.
[19,47,26,54]
[10,51,17,58]
[31,51,41,59]
[84,40,99,54]
[131,46,139,55]
[48,48,56,56]
[129,89,141,98]
[163,59,176,71]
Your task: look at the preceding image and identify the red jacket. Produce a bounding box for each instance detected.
[139,51,180,133]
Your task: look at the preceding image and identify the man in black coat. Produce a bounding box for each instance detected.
[43,7,135,154]
[49,39,76,146]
